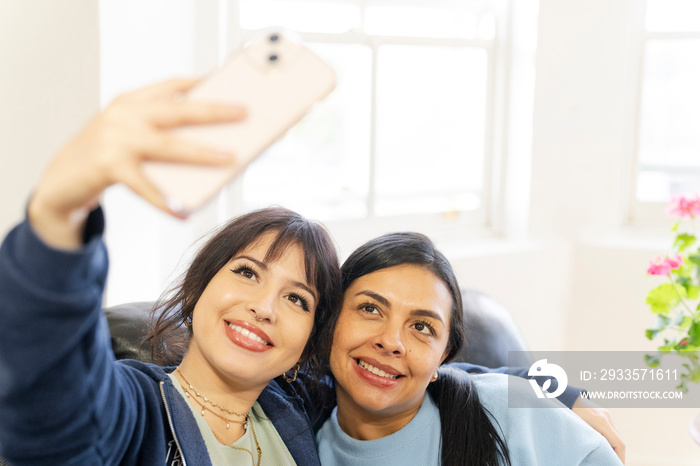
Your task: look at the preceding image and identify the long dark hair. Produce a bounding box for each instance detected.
[338,232,510,466]
[145,207,342,383]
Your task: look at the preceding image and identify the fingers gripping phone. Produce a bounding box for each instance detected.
[142,30,336,213]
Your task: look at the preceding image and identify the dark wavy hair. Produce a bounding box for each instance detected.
[144,207,342,382]
[337,232,510,466]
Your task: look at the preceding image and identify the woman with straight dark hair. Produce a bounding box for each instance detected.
[316,232,622,465]
[0,78,342,465]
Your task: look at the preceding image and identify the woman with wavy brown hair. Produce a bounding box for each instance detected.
[0,78,341,466]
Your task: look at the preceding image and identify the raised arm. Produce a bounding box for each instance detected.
[0,78,246,464]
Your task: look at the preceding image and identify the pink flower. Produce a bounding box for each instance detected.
[647,254,685,275]
[680,338,689,347]
[666,254,684,270]
[647,256,671,276]
[666,194,700,219]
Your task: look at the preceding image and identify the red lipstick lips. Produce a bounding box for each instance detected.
[225,320,273,352]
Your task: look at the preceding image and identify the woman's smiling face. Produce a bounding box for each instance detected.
[186,231,317,390]
[329,264,453,428]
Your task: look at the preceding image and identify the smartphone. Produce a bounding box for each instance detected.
[142,30,336,213]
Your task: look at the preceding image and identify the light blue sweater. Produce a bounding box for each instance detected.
[316,373,622,465]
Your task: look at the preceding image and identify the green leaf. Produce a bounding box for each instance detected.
[674,233,697,253]
[645,354,661,367]
[687,285,700,300]
[689,254,700,266]
[646,315,672,340]
[677,275,692,287]
[689,321,700,346]
[671,221,681,232]
[676,275,700,299]
[646,283,686,315]
[678,316,693,329]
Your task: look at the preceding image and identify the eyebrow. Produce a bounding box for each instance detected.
[409,309,445,324]
[355,290,445,324]
[236,255,318,301]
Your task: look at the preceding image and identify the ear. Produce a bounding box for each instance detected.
[439,347,451,366]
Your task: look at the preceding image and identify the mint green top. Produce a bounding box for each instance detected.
[168,373,296,465]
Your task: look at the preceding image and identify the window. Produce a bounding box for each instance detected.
[235,0,497,227]
[99,0,511,305]
[630,0,700,222]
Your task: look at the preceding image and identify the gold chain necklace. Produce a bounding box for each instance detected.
[176,368,248,417]
[212,413,262,466]
[175,368,262,465]
[181,385,249,430]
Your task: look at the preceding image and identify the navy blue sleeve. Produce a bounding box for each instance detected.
[447,362,584,409]
[0,209,140,464]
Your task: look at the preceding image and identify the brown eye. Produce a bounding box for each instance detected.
[361,304,379,315]
[412,320,435,336]
[230,265,258,281]
[287,293,311,312]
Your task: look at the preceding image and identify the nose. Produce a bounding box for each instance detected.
[373,323,405,357]
[248,287,277,324]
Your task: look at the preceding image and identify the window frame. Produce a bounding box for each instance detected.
[214,0,511,248]
[627,0,700,225]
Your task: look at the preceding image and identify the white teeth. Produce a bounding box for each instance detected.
[358,360,399,380]
[228,323,269,345]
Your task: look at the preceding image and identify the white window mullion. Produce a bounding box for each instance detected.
[368,38,379,217]
[483,41,498,229]
[622,0,647,224]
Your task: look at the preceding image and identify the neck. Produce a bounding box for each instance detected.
[176,355,265,443]
[334,389,425,441]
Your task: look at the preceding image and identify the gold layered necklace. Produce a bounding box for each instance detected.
[176,368,262,466]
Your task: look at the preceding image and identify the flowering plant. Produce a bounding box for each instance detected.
[645,194,700,391]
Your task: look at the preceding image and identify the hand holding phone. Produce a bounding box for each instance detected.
[142,30,337,213]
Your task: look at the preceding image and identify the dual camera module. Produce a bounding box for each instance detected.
[268,33,280,63]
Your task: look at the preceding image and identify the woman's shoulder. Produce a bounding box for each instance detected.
[468,371,546,401]
[466,372,621,465]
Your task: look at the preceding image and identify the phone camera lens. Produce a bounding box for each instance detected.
[268,54,279,62]
[269,34,279,42]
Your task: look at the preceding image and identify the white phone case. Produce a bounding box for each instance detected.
[142,30,336,213]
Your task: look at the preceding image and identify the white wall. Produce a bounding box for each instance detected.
[1,0,697,464]
[452,1,699,463]
[0,1,100,237]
